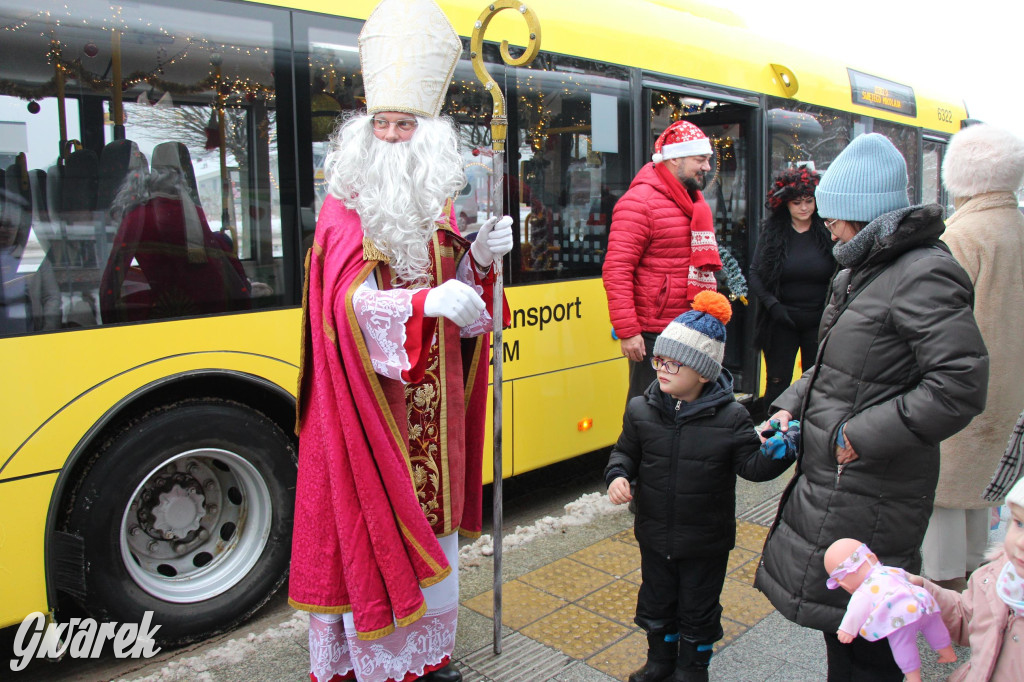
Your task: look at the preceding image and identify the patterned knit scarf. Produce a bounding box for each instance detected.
[655,162,722,303]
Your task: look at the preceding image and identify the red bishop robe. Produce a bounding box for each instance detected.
[289,195,507,640]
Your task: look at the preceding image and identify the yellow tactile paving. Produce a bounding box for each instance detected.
[716,617,746,651]
[569,537,641,577]
[586,629,645,682]
[577,579,640,627]
[521,603,631,660]
[735,520,769,552]
[462,579,567,630]
[518,557,615,601]
[732,555,760,586]
[727,546,758,572]
[461,509,787,675]
[612,528,639,546]
[720,575,776,626]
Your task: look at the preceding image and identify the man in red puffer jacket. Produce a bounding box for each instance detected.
[603,120,722,403]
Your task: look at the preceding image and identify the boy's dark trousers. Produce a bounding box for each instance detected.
[633,549,728,680]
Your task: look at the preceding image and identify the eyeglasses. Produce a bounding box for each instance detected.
[371,117,418,132]
[651,356,683,375]
[823,218,841,233]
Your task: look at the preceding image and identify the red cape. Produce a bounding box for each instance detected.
[289,196,499,640]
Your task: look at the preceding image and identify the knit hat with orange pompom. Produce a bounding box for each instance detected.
[653,291,732,381]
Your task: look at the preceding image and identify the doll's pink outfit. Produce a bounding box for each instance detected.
[830,544,952,674]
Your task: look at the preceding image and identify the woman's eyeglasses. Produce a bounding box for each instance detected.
[371,117,418,132]
[651,356,683,374]
[824,218,841,233]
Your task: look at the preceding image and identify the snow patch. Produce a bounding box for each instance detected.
[118,610,307,682]
[459,491,622,567]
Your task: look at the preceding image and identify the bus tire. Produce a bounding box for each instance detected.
[64,397,296,645]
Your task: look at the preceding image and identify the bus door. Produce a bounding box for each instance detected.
[643,85,761,397]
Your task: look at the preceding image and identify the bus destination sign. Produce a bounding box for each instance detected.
[847,69,916,117]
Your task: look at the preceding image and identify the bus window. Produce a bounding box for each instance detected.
[870,119,920,204]
[766,98,855,174]
[511,55,632,283]
[0,0,290,335]
[922,138,949,214]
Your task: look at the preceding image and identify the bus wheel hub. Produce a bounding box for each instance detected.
[151,484,206,539]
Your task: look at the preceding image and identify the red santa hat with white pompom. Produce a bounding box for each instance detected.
[652,120,712,163]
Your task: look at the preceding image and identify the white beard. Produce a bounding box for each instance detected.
[324,114,466,286]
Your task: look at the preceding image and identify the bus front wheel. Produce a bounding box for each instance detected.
[65,398,296,645]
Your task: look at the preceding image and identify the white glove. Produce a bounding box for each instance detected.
[423,279,485,327]
[470,215,514,266]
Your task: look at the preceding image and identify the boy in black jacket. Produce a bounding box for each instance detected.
[606,291,797,682]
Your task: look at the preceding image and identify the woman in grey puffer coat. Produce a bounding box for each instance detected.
[753,134,989,682]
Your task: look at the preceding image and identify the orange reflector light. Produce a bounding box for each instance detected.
[577,418,593,432]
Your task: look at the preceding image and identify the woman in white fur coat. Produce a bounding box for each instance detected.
[922,124,1024,588]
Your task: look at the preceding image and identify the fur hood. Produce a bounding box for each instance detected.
[943,124,1024,198]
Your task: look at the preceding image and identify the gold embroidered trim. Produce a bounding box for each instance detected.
[322,316,337,344]
[362,238,390,263]
[419,565,452,589]
[431,232,453,534]
[394,600,429,629]
[355,622,396,641]
[397,517,445,575]
[288,598,353,615]
[345,262,411,467]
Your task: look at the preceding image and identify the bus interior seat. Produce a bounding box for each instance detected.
[29,169,49,224]
[3,155,32,252]
[97,139,149,214]
[151,142,200,203]
[61,149,99,224]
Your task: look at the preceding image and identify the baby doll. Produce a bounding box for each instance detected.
[824,538,957,682]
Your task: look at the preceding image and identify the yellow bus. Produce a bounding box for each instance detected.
[0,0,966,645]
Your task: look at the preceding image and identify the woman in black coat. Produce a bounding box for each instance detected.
[754,134,989,681]
[748,167,835,412]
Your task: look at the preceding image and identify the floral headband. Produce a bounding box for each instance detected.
[826,543,877,590]
[766,167,821,210]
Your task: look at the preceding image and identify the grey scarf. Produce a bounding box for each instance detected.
[832,206,916,268]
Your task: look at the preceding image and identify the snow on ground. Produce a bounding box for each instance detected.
[458,491,621,568]
[121,490,621,680]
[119,610,306,682]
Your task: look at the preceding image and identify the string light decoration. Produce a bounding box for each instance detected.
[0,7,276,104]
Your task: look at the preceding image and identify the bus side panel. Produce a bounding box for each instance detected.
[1,353,298,481]
[479,380,513,486]
[0,475,56,629]
[513,360,626,475]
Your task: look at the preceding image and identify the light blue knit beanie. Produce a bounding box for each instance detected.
[815,133,910,222]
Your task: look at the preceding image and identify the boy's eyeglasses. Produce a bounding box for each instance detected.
[371,117,418,132]
[651,356,683,374]
[824,218,841,233]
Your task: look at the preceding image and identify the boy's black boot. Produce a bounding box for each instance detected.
[673,638,713,682]
[627,632,678,682]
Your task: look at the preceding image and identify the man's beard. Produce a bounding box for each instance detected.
[683,174,707,192]
[325,114,466,285]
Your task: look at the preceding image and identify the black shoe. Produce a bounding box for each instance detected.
[421,663,462,682]
[628,661,675,682]
[673,668,709,682]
